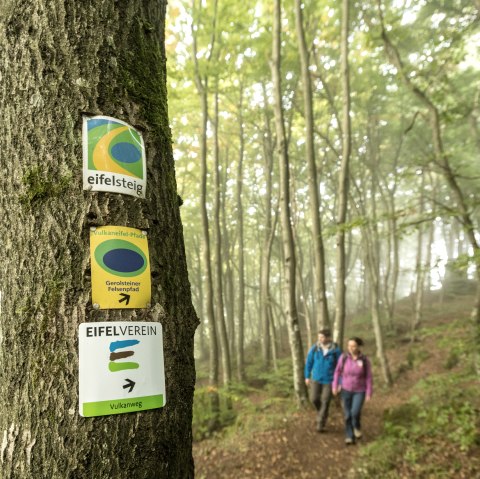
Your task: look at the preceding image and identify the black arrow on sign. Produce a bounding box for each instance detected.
[119,293,130,305]
[123,379,135,393]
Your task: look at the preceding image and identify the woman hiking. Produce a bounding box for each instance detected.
[332,337,373,445]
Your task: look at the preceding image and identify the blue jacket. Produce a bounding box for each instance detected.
[304,342,342,384]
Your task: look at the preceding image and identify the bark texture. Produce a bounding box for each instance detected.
[0,2,198,477]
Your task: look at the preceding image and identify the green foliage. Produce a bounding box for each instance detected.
[246,358,294,398]
[406,347,431,368]
[353,370,480,478]
[192,386,238,441]
[352,304,479,479]
[193,359,296,442]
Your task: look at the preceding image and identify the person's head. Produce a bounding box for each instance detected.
[317,329,332,345]
[347,336,364,356]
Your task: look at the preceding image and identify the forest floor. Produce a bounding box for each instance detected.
[193,298,480,478]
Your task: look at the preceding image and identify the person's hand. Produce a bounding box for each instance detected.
[332,386,340,395]
[366,395,371,401]
[305,378,310,387]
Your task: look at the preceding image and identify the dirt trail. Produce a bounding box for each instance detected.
[193,331,450,479]
[194,388,389,479]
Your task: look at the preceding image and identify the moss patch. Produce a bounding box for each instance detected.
[20,167,71,208]
[120,17,171,141]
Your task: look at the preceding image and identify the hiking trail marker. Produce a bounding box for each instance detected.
[79,321,165,417]
[90,225,151,309]
[83,115,146,198]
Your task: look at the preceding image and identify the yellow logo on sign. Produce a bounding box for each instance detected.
[90,226,151,309]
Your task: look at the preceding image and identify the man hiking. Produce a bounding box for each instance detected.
[304,329,342,432]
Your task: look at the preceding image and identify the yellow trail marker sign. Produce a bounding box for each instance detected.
[90,226,151,309]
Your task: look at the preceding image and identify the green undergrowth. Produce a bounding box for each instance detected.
[351,316,480,478]
[193,358,295,442]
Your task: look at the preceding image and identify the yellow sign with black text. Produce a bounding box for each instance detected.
[90,226,151,309]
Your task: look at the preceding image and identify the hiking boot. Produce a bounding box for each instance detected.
[354,428,362,439]
[345,437,354,445]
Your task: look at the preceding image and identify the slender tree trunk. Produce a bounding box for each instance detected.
[236,86,246,381]
[296,257,313,343]
[365,220,393,386]
[269,306,279,371]
[353,163,392,386]
[192,0,220,420]
[194,239,207,360]
[260,83,276,368]
[213,87,232,386]
[334,0,352,347]
[220,155,236,361]
[412,173,426,339]
[0,2,198,477]
[389,212,400,327]
[271,0,307,405]
[424,178,438,293]
[294,0,330,330]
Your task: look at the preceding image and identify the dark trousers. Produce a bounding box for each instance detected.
[310,382,332,427]
[340,390,365,440]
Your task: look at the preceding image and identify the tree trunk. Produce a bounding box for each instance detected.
[193,238,207,360]
[213,87,232,386]
[365,220,393,387]
[0,2,198,477]
[235,86,246,382]
[334,0,352,347]
[260,83,276,368]
[294,0,330,330]
[220,154,236,362]
[412,172,426,338]
[192,0,220,421]
[353,158,393,386]
[271,0,307,405]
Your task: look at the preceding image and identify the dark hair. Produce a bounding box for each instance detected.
[318,329,332,337]
[348,336,364,346]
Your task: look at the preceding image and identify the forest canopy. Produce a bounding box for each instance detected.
[165,0,480,396]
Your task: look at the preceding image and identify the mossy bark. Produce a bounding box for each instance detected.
[0,1,198,478]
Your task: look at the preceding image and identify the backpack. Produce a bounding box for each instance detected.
[339,353,368,379]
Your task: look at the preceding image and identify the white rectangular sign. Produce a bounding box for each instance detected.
[79,321,165,417]
[82,115,146,198]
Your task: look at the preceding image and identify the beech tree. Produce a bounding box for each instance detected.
[272,0,307,404]
[0,1,197,477]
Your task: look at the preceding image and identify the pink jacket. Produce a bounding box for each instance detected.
[332,354,373,397]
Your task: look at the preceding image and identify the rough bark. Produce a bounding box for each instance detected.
[0,2,198,477]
